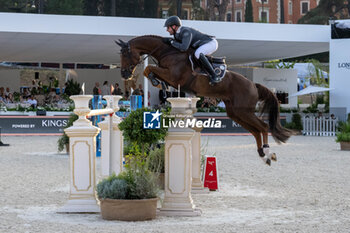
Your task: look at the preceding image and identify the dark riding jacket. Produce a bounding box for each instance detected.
[171,26,214,52]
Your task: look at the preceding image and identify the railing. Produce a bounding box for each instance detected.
[303,115,338,136]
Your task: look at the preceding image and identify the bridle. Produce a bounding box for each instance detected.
[120,42,160,79]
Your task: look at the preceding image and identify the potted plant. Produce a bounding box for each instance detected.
[57,114,78,153]
[148,144,165,189]
[97,145,159,221]
[119,108,168,189]
[336,120,350,151]
[63,79,81,96]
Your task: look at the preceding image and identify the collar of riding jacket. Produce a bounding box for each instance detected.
[176,26,183,34]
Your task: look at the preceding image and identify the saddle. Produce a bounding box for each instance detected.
[189,55,227,80]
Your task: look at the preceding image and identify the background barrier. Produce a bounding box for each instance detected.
[303,115,338,136]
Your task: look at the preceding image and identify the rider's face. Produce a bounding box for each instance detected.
[167,26,176,35]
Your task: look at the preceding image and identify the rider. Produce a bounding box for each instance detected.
[163,15,220,84]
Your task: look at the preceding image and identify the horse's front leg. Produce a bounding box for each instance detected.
[143,66,171,87]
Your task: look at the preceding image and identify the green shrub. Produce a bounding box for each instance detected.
[97,174,128,199]
[336,121,350,142]
[119,108,168,154]
[284,113,303,131]
[57,114,78,152]
[279,107,291,113]
[64,79,81,96]
[336,133,350,142]
[148,144,165,173]
[97,145,159,200]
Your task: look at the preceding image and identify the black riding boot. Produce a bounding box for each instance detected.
[148,72,160,87]
[199,53,220,85]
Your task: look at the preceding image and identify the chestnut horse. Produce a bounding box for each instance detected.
[116,35,292,165]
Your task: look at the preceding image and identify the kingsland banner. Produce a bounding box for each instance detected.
[0,116,69,135]
[330,20,350,119]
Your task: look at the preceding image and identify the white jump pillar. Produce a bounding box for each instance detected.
[158,97,201,216]
[58,95,100,213]
[98,95,123,177]
[189,97,209,193]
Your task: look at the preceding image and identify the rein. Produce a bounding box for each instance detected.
[136,44,161,67]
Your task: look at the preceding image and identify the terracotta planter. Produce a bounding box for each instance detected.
[340,141,350,151]
[100,198,158,221]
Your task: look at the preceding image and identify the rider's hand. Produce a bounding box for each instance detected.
[162,38,173,45]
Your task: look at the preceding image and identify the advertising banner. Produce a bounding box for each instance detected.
[330,20,350,119]
[0,116,70,135]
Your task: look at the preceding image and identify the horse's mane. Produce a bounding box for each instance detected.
[130,35,163,42]
[130,35,184,58]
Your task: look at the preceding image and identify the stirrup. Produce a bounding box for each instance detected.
[209,75,220,85]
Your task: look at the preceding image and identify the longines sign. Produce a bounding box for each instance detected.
[0,116,69,134]
[337,62,350,69]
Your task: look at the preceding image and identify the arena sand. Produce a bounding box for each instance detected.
[0,135,349,233]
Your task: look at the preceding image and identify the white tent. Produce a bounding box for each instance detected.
[293,63,329,79]
[289,85,334,97]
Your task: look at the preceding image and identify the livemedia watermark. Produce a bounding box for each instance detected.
[143,110,222,129]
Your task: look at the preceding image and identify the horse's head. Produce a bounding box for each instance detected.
[115,39,140,79]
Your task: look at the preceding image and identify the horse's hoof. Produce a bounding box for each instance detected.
[266,158,271,166]
[270,153,277,162]
[148,73,160,86]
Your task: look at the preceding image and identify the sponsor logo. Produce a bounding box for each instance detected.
[41,120,68,127]
[338,62,350,69]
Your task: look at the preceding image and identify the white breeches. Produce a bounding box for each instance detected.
[194,39,218,59]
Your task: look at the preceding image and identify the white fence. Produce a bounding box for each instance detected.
[303,115,338,136]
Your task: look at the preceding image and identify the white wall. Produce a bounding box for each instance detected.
[230,67,298,108]
[253,68,298,108]
[330,36,350,120]
[0,69,21,92]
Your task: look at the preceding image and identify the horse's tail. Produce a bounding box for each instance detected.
[255,83,292,144]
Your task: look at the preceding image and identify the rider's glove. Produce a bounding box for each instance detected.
[162,37,173,45]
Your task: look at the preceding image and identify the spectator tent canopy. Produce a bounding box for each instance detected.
[0,13,329,66]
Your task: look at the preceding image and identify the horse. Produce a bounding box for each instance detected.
[116,35,292,165]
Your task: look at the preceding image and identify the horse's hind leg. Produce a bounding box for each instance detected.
[225,104,271,165]
[240,113,278,163]
[262,132,277,161]
[235,110,276,165]
[235,117,271,165]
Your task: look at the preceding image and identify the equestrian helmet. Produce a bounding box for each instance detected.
[164,16,182,27]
